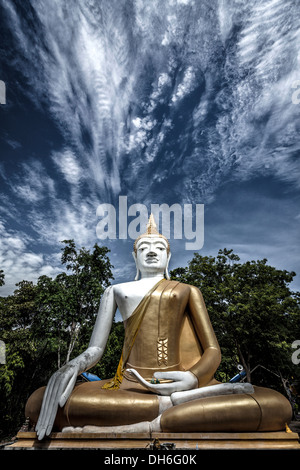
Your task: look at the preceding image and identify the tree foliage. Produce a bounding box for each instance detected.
[34,240,114,368]
[0,240,115,440]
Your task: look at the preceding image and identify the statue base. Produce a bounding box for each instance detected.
[6,429,300,450]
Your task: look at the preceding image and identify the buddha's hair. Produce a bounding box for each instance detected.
[133,214,170,254]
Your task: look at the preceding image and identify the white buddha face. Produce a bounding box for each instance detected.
[134,237,170,278]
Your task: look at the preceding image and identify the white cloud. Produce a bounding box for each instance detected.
[52,149,82,185]
[9,160,56,203]
[1,0,300,296]
[25,194,99,253]
[4,0,299,204]
[210,0,300,190]
[6,139,21,150]
[171,66,196,103]
[2,0,137,198]
[0,219,61,295]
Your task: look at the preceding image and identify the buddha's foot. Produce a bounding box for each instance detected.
[62,416,162,434]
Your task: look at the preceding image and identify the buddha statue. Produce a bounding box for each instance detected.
[25,215,292,440]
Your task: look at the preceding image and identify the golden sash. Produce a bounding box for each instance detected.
[102,278,165,390]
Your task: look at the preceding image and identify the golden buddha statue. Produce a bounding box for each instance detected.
[25,215,292,439]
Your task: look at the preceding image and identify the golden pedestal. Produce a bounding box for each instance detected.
[6,429,300,450]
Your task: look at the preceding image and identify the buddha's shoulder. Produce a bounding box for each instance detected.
[171,280,200,291]
[165,280,202,299]
[112,280,137,293]
[108,279,201,297]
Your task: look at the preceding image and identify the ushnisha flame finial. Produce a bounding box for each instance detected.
[133,213,170,253]
[145,213,159,235]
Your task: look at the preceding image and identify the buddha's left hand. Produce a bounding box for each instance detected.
[127,369,198,395]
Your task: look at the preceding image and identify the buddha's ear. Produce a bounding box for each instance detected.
[165,252,171,280]
[132,251,140,281]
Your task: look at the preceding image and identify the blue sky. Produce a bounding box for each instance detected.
[0,0,300,297]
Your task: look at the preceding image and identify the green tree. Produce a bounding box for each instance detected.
[92,321,124,380]
[0,281,41,440]
[34,240,114,368]
[0,241,114,440]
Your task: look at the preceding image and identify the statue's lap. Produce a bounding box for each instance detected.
[25,380,292,432]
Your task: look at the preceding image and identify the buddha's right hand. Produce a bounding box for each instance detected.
[35,361,79,440]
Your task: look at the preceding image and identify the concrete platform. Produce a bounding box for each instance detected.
[5,429,300,450]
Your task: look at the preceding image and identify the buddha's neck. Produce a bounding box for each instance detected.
[139,272,165,280]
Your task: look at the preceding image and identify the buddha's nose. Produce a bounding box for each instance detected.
[147,250,157,257]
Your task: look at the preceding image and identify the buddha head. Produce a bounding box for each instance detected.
[133,214,171,280]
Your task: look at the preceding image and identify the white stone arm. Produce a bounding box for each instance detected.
[88,285,117,352]
[35,285,116,440]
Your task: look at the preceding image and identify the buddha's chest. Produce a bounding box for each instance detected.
[128,286,190,368]
[114,280,162,321]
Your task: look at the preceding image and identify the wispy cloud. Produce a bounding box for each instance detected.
[29,198,98,249]
[8,160,56,203]
[1,0,300,293]
[52,149,83,186]
[0,218,61,295]
[215,0,300,187]
[3,0,300,204]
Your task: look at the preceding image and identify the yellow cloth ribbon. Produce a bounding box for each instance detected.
[102,279,165,390]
